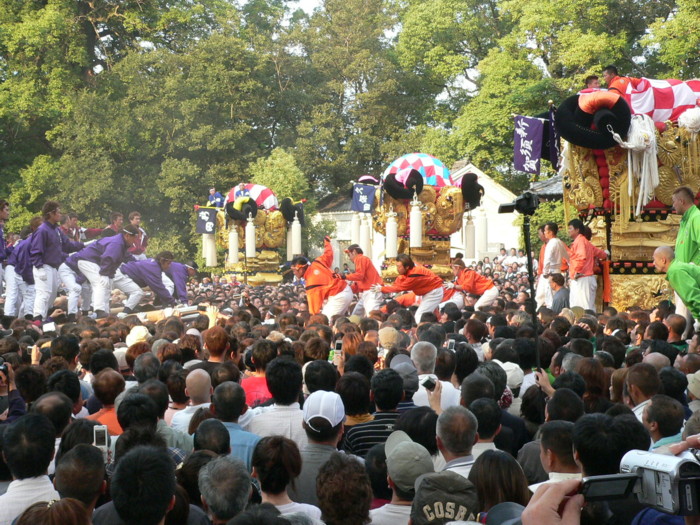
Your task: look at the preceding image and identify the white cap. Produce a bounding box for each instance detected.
[303,390,345,431]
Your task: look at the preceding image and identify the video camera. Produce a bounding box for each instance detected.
[582,449,700,515]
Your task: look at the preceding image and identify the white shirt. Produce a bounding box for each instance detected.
[276,501,322,520]
[0,476,59,525]
[443,455,475,480]
[519,373,537,398]
[543,238,569,275]
[244,403,309,447]
[633,399,651,423]
[370,503,412,525]
[171,402,211,434]
[413,376,461,411]
[471,441,497,460]
[529,472,582,493]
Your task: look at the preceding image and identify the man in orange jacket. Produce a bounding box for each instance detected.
[291,237,353,318]
[568,219,607,311]
[343,244,383,316]
[373,254,443,323]
[443,258,499,311]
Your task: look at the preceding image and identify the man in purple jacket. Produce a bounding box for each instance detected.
[4,218,41,319]
[162,260,197,305]
[65,224,138,318]
[29,201,84,321]
[0,199,9,298]
[114,251,178,314]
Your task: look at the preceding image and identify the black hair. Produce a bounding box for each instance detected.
[364,444,392,500]
[117,393,159,431]
[304,360,339,394]
[546,388,584,422]
[89,349,118,375]
[47,369,81,404]
[111,446,176,525]
[540,421,576,468]
[553,372,586,397]
[453,344,479,385]
[370,369,404,411]
[344,354,374,383]
[266,357,302,405]
[54,444,106,505]
[138,379,169,419]
[646,394,684,438]
[468,398,501,439]
[133,353,160,383]
[31,391,73,436]
[194,419,231,455]
[212,381,247,422]
[50,335,80,363]
[461,374,495,406]
[573,414,632,476]
[474,361,507,399]
[3,414,56,478]
[336,372,371,416]
[514,338,537,370]
[395,406,439,455]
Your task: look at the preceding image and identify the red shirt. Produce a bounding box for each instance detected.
[568,235,607,278]
[381,265,443,296]
[457,269,495,295]
[304,239,347,314]
[345,254,382,291]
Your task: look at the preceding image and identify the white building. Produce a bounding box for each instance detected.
[315,163,522,270]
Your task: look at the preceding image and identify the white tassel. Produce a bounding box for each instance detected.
[679,107,700,134]
[610,115,659,216]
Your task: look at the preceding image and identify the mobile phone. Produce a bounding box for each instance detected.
[42,322,56,333]
[93,425,109,463]
[421,375,437,391]
[447,339,455,351]
[580,473,639,501]
[334,340,343,358]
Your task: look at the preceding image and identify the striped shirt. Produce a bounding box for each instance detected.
[342,412,400,458]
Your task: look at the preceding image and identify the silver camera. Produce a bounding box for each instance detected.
[619,449,700,515]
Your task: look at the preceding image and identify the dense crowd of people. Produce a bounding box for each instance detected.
[2,194,700,525]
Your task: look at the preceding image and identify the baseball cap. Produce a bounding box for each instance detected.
[391,359,419,394]
[485,501,525,525]
[411,471,479,524]
[303,390,345,432]
[688,370,700,400]
[385,431,434,493]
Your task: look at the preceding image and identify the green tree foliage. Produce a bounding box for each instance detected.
[2,0,698,261]
[249,148,311,203]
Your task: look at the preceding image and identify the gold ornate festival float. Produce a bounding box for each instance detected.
[370,153,484,281]
[555,79,700,310]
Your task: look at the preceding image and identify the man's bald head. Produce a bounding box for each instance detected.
[643,352,671,371]
[653,246,675,273]
[186,369,212,404]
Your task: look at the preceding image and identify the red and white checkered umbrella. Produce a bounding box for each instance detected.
[626,78,700,123]
[226,183,278,210]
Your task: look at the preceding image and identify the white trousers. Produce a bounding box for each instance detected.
[33,265,59,319]
[536,275,555,309]
[113,269,144,310]
[416,287,444,323]
[351,289,384,316]
[22,284,36,319]
[675,292,694,338]
[570,275,596,311]
[0,265,4,297]
[3,266,22,317]
[59,263,83,315]
[440,291,465,310]
[163,273,175,295]
[322,283,354,319]
[78,260,112,313]
[475,286,500,311]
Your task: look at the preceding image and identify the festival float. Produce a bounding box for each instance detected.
[370,153,484,281]
[195,183,304,285]
[550,77,700,310]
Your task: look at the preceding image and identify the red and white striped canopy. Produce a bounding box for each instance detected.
[226,183,278,210]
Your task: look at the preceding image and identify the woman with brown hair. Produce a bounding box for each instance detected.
[468,450,530,519]
[16,498,91,525]
[576,357,613,414]
[252,436,322,520]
